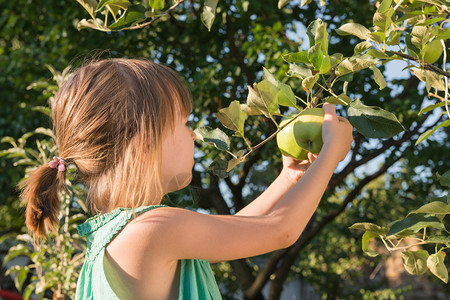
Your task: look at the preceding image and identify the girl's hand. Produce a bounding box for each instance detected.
[281,152,318,184]
[321,103,353,162]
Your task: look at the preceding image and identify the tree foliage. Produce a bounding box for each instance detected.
[1,0,449,299]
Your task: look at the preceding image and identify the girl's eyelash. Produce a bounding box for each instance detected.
[186,121,193,127]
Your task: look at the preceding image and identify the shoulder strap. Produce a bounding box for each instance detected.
[86,205,167,261]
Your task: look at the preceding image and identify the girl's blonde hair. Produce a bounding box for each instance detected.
[20,58,192,237]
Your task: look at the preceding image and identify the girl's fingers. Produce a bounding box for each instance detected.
[322,103,337,123]
[308,152,317,163]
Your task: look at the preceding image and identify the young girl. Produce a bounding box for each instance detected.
[21,58,353,299]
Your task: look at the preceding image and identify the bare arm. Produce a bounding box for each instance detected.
[235,154,316,216]
[134,103,353,263]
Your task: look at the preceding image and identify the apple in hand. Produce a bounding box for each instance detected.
[276,118,309,160]
[276,107,325,159]
[293,108,324,154]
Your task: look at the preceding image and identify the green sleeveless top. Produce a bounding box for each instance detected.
[75,205,222,299]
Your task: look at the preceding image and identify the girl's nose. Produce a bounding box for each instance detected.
[191,129,197,141]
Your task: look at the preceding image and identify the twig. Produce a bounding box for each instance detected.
[240,108,306,161]
[310,71,336,108]
[127,0,187,30]
[440,39,450,119]
[386,241,428,252]
[393,0,405,11]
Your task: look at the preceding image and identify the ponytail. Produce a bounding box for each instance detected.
[20,158,69,237]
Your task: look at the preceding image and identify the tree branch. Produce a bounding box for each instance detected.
[127,0,187,30]
[387,51,450,78]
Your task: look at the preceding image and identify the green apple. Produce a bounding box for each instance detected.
[293,108,324,154]
[423,39,443,64]
[276,118,309,160]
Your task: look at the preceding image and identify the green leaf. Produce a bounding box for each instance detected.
[401,250,429,275]
[31,106,52,117]
[216,100,247,136]
[336,23,371,40]
[418,102,445,114]
[349,222,386,236]
[308,43,325,72]
[302,74,319,91]
[201,0,218,32]
[262,67,296,107]
[148,0,164,10]
[194,127,230,151]
[347,98,405,138]
[278,83,297,108]
[368,32,386,44]
[96,0,130,12]
[409,200,450,215]
[388,214,447,237]
[246,80,279,118]
[315,21,329,54]
[306,19,324,49]
[367,49,391,59]
[23,284,34,300]
[411,25,432,51]
[370,66,387,90]
[438,170,450,188]
[376,0,392,13]
[427,251,448,283]
[76,0,99,16]
[319,54,331,74]
[434,27,450,40]
[335,54,378,77]
[1,136,15,145]
[35,127,56,139]
[262,67,278,85]
[386,30,402,46]
[354,41,373,55]
[278,0,291,9]
[411,68,446,92]
[373,5,394,32]
[241,104,263,116]
[283,51,309,64]
[301,0,313,6]
[286,64,312,79]
[329,53,343,68]
[209,158,228,178]
[362,231,379,257]
[77,18,106,31]
[324,94,351,106]
[16,268,28,292]
[405,33,420,58]
[227,150,245,172]
[108,5,146,30]
[3,244,31,265]
[426,235,450,246]
[415,120,450,145]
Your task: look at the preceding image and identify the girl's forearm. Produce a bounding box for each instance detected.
[235,170,295,216]
[236,146,340,218]
[270,146,341,242]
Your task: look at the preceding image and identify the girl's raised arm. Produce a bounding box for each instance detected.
[128,103,353,263]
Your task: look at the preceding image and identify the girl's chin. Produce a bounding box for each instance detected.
[166,172,193,192]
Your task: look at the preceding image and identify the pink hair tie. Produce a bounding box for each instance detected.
[49,156,66,172]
